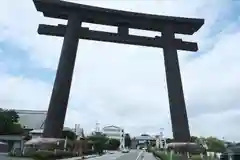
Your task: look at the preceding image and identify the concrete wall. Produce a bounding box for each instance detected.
[0,143,8,153]
[0,135,24,153]
[0,135,22,141]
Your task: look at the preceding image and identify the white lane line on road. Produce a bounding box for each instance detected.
[135,150,144,160]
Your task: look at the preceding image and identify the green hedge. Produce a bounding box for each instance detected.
[31,150,75,160]
[152,150,216,160]
[147,146,154,152]
[152,150,183,160]
[191,155,218,160]
[191,155,203,160]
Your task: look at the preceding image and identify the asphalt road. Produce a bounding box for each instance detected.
[85,150,141,160]
[0,150,156,160]
[142,152,157,160]
[88,150,156,160]
[0,153,33,160]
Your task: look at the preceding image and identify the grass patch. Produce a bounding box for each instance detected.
[191,155,203,160]
[152,150,183,160]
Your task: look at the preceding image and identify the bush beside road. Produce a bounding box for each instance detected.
[151,148,220,160]
[152,150,183,160]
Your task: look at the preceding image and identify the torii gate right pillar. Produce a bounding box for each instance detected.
[162,26,190,142]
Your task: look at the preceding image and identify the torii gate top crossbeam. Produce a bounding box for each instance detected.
[33,0,204,35]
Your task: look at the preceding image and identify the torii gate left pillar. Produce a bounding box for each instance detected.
[42,14,80,138]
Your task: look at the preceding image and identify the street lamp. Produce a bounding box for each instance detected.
[159,128,166,149]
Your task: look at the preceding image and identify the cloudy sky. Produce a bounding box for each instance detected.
[0,0,240,141]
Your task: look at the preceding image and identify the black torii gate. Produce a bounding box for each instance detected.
[33,0,204,142]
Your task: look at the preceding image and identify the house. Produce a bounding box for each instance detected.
[0,109,47,153]
[16,110,47,130]
[132,134,156,149]
[221,144,240,160]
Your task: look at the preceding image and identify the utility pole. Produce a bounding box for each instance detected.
[160,128,164,149]
[95,121,100,133]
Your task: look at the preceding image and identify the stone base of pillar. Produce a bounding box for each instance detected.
[25,137,65,150]
[167,142,205,154]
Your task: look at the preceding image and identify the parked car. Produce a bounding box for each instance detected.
[122,148,129,153]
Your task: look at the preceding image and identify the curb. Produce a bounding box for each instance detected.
[83,154,99,159]
[153,155,161,160]
[60,151,119,160]
[152,152,162,160]
[59,154,99,160]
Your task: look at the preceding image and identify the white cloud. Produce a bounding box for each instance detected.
[0,0,240,141]
[190,109,240,142]
[0,72,51,111]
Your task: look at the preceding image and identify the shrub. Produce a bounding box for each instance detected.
[147,146,154,152]
[191,155,203,160]
[31,150,55,160]
[152,150,184,160]
[153,151,169,160]
[31,150,75,160]
[106,139,120,150]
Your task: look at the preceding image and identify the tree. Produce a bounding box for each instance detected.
[4,109,19,123]
[106,139,120,150]
[166,138,173,143]
[87,133,108,144]
[87,133,108,154]
[62,130,76,140]
[190,136,199,143]
[205,137,226,152]
[124,133,131,148]
[0,108,23,135]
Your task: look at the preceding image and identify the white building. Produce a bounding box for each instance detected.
[102,125,125,149]
[135,134,155,144]
[16,109,47,130]
[155,135,166,149]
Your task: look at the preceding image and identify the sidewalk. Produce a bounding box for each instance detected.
[59,151,122,160]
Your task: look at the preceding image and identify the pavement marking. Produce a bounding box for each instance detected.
[135,150,144,160]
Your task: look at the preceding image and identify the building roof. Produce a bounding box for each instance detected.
[102,125,122,130]
[16,109,47,130]
[226,144,240,153]
[135,135,155,140]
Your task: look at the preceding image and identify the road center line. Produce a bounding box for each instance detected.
[136,150,144,160]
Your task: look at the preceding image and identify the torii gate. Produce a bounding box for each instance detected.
[32,0,204,142]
